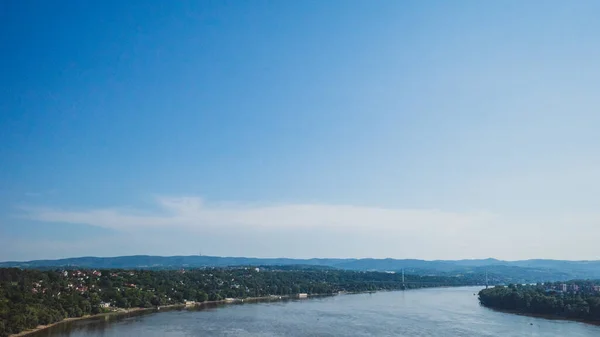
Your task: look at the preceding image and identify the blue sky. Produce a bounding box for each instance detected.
[1,1,599,261]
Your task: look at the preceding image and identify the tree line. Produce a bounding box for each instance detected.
[479,282,600,322]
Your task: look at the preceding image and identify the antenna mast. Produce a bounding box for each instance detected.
[402,268,405,290]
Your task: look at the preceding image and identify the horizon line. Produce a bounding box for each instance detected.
[2,254,599,264]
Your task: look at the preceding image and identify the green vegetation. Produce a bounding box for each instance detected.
[479,281,600,323]
[1,267,479,336]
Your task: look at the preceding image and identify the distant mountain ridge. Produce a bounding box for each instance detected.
[2,255,600,282]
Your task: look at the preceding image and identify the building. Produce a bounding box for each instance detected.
[561,284,567,292]
[100,302,111,308]
[297,293,308,299]
[185,300,195,307]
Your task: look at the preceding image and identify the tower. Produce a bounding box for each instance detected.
[402,268,405,290]
[485,270,488,289]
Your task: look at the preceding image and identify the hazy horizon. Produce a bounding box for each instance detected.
[4,253,600,264]
[2,1,600,262]
[4,251,600,264]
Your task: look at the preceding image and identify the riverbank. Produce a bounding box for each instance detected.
[9,293,330,337]
[12,288,469,336]
[12,287,599,337]
[8,303,187,337]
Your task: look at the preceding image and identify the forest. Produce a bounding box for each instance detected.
[479,281,600,322]
[0,267,479,336]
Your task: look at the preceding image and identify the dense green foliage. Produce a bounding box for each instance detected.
[1,267,478,336]
[479,282,600,322]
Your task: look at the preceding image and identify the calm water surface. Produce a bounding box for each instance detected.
[31,287,600,337]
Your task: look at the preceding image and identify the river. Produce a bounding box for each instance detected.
[28,287,600,336]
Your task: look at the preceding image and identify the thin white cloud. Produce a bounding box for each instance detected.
[15,196,600,260]
[20,196,496,235]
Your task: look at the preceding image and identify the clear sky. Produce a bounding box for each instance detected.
[1,1,599,261]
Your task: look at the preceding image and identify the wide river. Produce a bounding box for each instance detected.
[31,287,600,337]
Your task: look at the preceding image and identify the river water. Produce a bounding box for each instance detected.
[31,287,600,337]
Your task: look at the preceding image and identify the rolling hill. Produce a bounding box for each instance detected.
[2,255,599,283]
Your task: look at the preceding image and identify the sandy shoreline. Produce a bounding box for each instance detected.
[9,294,321,337]
[12,289,430,336]
[8,305,181,337]
[10,288,471,336]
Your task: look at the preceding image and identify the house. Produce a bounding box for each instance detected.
[297,293,308,299]
[185,300,195,306]
[100,302,111,308]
